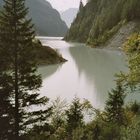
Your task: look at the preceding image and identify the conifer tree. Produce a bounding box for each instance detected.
[0,0,50,139]
[0,72,14,140]
[65,98,84,137]
[105,83,126,125]
[79,0,84,11]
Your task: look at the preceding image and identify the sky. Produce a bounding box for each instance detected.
[47,0,87,11]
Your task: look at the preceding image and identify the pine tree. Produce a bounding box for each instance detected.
[0,72,14,140]
[79,0,84,11]
[0,0,51,139]
[65,98,84,137]
[105,83,126,125]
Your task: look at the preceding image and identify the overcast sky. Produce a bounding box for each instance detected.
[47,0,87,11]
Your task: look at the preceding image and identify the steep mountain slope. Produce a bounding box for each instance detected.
[26,0,68,36]
[65,0,140,47]
[0,0,68,36]
[61,8,78,27]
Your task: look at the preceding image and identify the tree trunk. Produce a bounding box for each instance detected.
[13,0,19,139]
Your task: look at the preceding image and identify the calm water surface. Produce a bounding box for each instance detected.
[37,37,139,109]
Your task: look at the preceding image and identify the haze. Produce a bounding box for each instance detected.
[47,0,87,11]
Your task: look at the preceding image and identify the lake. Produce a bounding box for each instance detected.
[37,37,139,110]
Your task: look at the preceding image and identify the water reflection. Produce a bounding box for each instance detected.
[69,46,127,108]
[38,64,62,79]
[38,37,138,110]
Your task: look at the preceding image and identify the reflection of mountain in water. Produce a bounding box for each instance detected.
[69,46,127,107]
[38,64,62,80]
[37,38,139,109]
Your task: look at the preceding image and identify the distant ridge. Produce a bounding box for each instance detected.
[0,0,68,36]
[26,0,68,36]
[61,8,78,27]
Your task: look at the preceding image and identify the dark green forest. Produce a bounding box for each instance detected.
[0,0,140,140]
[65,0,140,47]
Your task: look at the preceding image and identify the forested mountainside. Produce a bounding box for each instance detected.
[61,8,78,27]
[65,0,140,47]
[0,0,68,36]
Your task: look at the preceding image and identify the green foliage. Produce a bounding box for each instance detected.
[25,98,94,140]
[16,32,140,140]
[33,39,66,65]
[122,0,140,20]
[90,20,126,46]
[0,73,14,140]
[0,0,52,139]
[105,84,126,125]
[117,33,140,89]
[65,0,100,42]
[0,1,140,140]
[65,0,140,46]
[130,101,140,114]
[0,0,68,36]
[79,0,84,11]
[23,96,140,140]
[99,123,121,140]
[121,116,140,140]
[65,98,84,136]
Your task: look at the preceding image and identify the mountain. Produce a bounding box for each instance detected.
[26,0,68,36]
[60,8,78,27]
[65,0,140,47]
[0,0,68,36]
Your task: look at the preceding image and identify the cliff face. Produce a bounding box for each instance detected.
[0,0,68,36]
[65,0,140,47]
